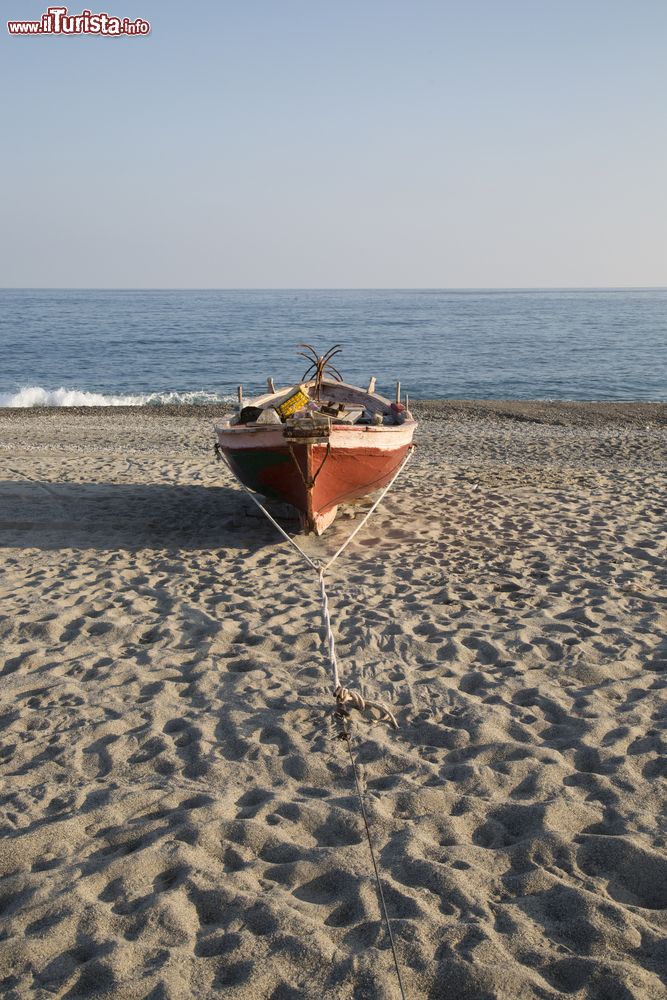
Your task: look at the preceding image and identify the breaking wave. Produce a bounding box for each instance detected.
[0,386,230,408]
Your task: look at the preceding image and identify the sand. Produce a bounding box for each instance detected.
[0,402,666,1000]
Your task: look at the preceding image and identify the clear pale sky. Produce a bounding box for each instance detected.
[1,0,665,287]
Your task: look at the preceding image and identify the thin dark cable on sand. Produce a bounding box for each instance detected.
[339,720,408,1000]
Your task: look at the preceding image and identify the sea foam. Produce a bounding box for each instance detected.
[0,386,229,407]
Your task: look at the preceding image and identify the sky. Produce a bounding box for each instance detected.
[1,0,666,288]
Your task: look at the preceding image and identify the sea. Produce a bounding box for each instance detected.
[0,288,665,405]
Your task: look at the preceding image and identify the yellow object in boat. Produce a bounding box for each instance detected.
[277,386,309,420]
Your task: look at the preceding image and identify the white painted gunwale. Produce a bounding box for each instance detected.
[216,421,416,451]
[246,378,395,412]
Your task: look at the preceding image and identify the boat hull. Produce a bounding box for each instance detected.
[217,424,414,533]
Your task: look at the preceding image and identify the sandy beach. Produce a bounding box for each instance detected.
[1,401,666,1000]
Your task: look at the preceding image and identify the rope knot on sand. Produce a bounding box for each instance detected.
[334,685,398,729]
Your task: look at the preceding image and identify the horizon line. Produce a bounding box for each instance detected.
[1,286,666,293]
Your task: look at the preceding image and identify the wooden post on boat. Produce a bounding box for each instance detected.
[237,385,244,412]
[367,376,376,393]
[405,392,410,414]
[395,381,401,404]
[267,377,275,393]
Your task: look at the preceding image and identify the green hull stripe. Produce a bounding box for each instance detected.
[229,449,292,500]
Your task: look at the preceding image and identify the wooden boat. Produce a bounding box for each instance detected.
[215,345,417,534]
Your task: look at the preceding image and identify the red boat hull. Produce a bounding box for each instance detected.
[218,425,414,533]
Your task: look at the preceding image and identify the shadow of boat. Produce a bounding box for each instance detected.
[0,480,293,553]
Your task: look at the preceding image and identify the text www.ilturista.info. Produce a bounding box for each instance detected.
[7,6,150,35]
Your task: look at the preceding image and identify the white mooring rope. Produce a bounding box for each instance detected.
[217,446,413,725]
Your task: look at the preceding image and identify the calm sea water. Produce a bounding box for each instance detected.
[0,289,665,405]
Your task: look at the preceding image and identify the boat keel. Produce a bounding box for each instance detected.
[300,504,338,535]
